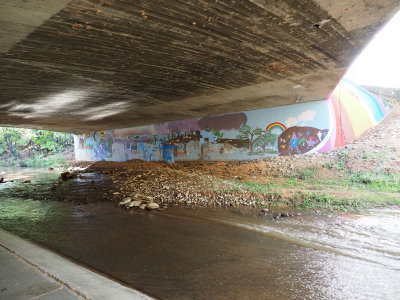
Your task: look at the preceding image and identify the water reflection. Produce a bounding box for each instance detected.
[0,168,399,299]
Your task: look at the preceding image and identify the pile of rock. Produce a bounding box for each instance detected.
[118,195,162,211]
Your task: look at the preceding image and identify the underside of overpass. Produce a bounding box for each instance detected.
[0,0,398,134]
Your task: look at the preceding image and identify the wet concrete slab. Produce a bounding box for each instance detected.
[0,229,152,300]
[0,246,79,300]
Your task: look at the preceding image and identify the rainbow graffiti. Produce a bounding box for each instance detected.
[316,79,391,153]
[266,122,287,133]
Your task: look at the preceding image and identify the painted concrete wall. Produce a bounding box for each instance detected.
[321,79,392,152]
[74,80,391,163]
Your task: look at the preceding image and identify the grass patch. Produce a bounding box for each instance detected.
[284,178,302,186]
[293,192,365,211]
[348,171,400,192]
[224,172,400,211]
[265,191,284,206]
[336,160,346,170]
[232,181,285,206]
[362,150,388,159]
[360,193,400,207]
[296,166,317,180]
[237,181,278,193]
[322,162,334,169]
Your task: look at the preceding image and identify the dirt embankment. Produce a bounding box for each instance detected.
[71,107,400,211]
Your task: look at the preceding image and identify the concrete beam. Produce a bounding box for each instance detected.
[0,0,398,132]
[0,0,72,53]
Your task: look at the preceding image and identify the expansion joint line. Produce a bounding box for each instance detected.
[0,243,89,300]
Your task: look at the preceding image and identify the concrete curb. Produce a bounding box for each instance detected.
[0,229,153,300]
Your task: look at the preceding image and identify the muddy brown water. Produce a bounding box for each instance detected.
[1,168,400,299]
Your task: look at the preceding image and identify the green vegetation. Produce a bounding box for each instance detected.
[322,162,334,169]
[362,150,388,159]
[348,171,400,192]
[0,127,73,168]
[285,168,400,193]
[337,150,349,159]
[336,160,346,170]
[293,192,365,211]
[224,159,400,211]
[237,181,278,192]
[296,166,316,180]
[284,178,301,186]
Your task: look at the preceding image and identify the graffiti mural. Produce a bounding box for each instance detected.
[278,126,328,155]
[318,79,392,153]
[74,80,391,163]
[266,122,287,133]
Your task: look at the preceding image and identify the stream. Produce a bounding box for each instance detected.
[1,167,399,299]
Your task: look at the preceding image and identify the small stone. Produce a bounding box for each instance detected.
[273,213,282,219]
[60,172,70,181]
[147,203,159,210]
[139,204,147,210]
[261,208,269,213]
[118,198,131,206]
[130,200,142,207]
[144,196,153,202]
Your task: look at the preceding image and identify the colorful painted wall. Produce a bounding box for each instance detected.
[320,79,392,152]
[74,80,391,163]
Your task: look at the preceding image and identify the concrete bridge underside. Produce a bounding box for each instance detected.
[0,0,398,133]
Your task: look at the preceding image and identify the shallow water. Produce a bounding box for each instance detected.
[1,168,399,299]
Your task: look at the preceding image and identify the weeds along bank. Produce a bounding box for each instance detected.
[75,80,391,163]
[0,128,74,167]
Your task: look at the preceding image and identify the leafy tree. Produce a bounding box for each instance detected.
[237,124,264,153]
[255,131,278,152]
[0,127,24,159]
[31,130,72,154]
[0,127,73,166]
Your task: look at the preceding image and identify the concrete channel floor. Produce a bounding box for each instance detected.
[0,247,79,300]
[0,229,152,300]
